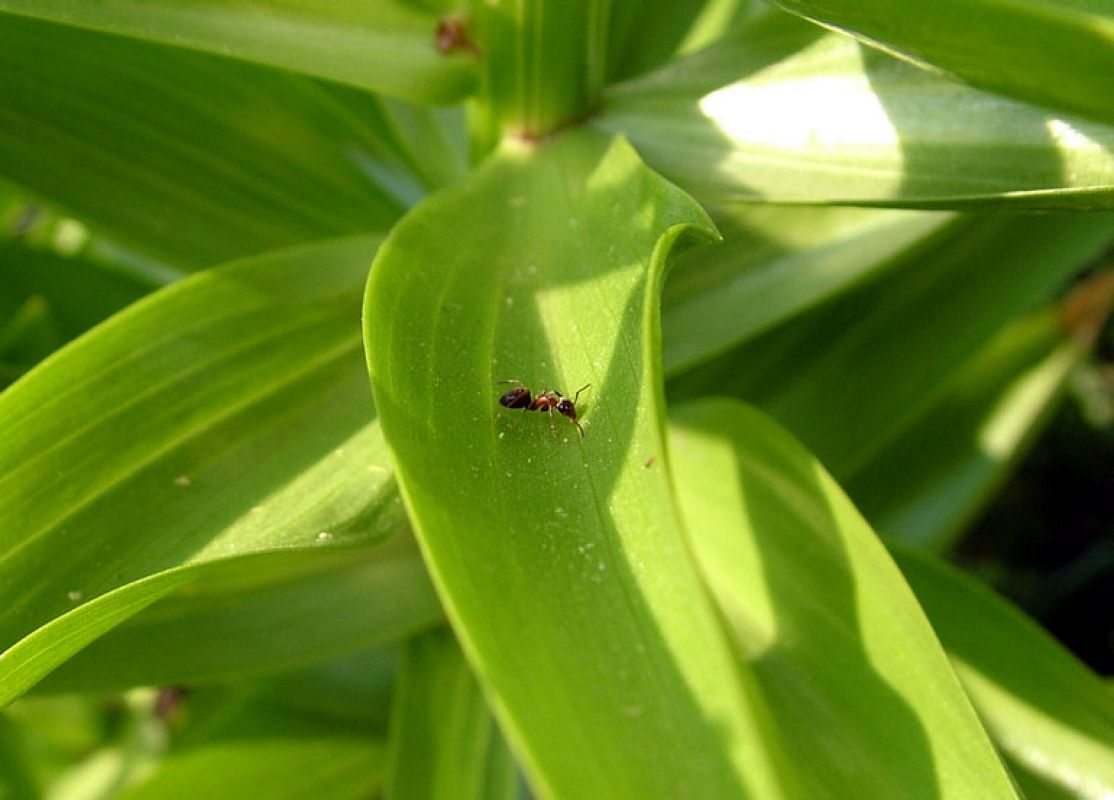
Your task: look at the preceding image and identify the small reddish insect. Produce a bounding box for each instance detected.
[497,380,590,437]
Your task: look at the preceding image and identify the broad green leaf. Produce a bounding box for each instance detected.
[0,236,394,706]
[669,398,1018,799]
[385,628,516,800]
[116,700,385,800]
[669,213,1114,477]
[770,0,1114,128]
[468,0,609,136]
[849,309,1087,551]
[0,15,407,267]
[596,13,1114,208]
[365,130,797,799]
[0,0,477,106]
[32,534,440,693]
[662,205,952,373]
[892,545,1114,799]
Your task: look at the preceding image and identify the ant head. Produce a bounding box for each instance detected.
[556,397,575,418]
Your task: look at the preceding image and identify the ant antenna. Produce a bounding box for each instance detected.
[573,384,590,402]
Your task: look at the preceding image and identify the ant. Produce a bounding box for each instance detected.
[497,380,590,437]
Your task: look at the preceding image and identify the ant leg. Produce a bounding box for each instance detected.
[547,408,559,437]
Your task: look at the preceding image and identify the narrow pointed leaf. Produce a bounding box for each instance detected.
[32,534,440,693]
[669,398,1018,798]
[0,16,406,266]
[0,237,394,705]
[365,130,795,799]
[669,213,1114,477]
[771,0,1114,128]
[0,0,477,105]
[385,628,516,800]
[849,309,1086,551]
[662,205,952,372]
[892,545,1114,799]
[596,14,1114,208]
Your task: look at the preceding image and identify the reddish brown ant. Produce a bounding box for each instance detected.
[497,380,590,437]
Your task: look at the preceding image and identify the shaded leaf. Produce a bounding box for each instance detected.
[849,309,1087,551]
[385,628,516,800]
[669,398,1018,798]
[662,205,952,372]
[669,213,1114,478]
[0,15,406,266]
[33,534,439,693]
[892,545,1114,799]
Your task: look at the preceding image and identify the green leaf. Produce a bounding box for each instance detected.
[116,700,385,800]
[668,398,1019,798]
[468,0,609,136]
[892,545,1114,799]
[662,205,952,373]
[32,534,440,693]
[0,0,477,105]
[770,0,1114,128]
[848,308,1086,551]
[365,130,797,799]
[596,13,1114,208]
[385,628,516,800]
[0,236,395,706]
[669,213,1114,478]
[0,15,407,267]
[606,0,756,82]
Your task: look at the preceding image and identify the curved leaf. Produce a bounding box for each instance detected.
[770,0,1114,128]
[892,545,1114,799]
[32,534,440,693]
[596,14,1114,208]
[0,237,393,705]
[669,398,1018,798]
[0,0,477,105]
[364,130,796,799]
[0,15,407,266]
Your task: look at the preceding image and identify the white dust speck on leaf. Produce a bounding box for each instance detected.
[173,474,191,487]
[67,590,83,602]
[316,531,333,543]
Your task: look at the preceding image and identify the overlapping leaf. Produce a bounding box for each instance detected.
[0,16,410,266]
[669,213,1114,477]
[0,237,400,706]
[596,13,1114,207]
[669,398,1019,798]
[0,0,476,105]
[893,546,1114,799]
[771,0,1114,127]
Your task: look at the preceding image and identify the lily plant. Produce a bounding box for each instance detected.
[1,0,1113,798]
